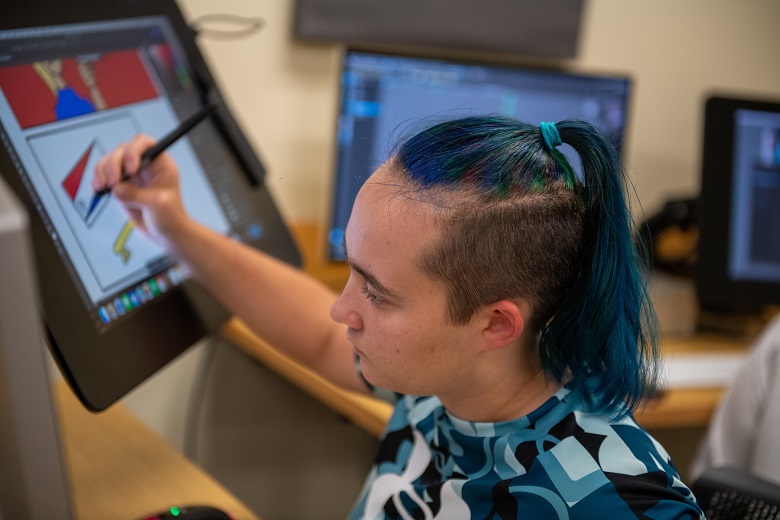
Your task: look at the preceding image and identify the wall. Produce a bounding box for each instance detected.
[170,0,780,224]
[122,0,780,514]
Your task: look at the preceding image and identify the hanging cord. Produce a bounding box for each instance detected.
[182,335,220,460]
[189,13,264,40]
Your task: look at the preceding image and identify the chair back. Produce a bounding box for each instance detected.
[693,467,780,520]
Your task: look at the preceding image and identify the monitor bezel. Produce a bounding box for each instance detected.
[0,0,301,411]
[696,95,780,313]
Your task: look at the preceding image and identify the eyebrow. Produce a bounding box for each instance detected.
[343,238,403,302]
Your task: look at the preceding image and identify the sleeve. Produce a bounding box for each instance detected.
[748,320,780,483]
[689,316,780,482]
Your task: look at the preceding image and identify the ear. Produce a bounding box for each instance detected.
[479,299,527,351]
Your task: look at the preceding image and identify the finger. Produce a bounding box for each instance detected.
[112,199,148,237]
[141,151,179,185]
[126,208,147,235]
[112,180,156,208]
[92,143,127,191]
[122,134,157,177]
[92,155,108,191]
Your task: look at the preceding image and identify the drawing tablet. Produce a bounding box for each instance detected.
[0,1,301,411]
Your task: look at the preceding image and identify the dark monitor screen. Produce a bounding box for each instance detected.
[696,96,780,313]
[293,0,584,59]
[0,1,300,411]
[327,49,632,261]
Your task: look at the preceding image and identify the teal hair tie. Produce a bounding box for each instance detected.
[540,122,562,152]
[538,121,577,190]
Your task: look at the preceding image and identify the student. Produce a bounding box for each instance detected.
[95,115,704,519]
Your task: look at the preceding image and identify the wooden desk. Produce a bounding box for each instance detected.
[636,333,749,429]
[218,222,753,438]
[55,382,259,520]
[221,318,750,437]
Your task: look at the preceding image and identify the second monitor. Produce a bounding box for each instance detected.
[328,49,632,261]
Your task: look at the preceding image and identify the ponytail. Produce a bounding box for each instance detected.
[542,120,660,418]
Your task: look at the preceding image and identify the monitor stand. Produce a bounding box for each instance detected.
[695,307,771,340]
[648,271,767,340]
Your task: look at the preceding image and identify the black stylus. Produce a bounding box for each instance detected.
[86,102,217,218]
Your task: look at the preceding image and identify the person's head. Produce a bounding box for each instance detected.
[331,158,538,407]
[334,115,660,418]
[391,117,585,333]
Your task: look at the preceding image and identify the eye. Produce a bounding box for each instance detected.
[361,285,386,306]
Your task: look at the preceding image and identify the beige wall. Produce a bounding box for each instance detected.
[178,0,780,225]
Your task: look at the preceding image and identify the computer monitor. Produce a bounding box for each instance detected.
[327,49,632,260]
[0,0,301,411]
[0,176,73,519]
[696,96,780,313]
[293,0,584,59]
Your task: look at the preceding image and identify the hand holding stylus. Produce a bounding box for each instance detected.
[88,102,216,217]
[92,103,216,247]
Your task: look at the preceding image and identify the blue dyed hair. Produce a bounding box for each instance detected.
[392,115,660,418]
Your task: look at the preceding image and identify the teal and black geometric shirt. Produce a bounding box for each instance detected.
[349,381,704,519]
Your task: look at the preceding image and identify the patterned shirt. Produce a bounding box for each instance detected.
[349,381,704,519]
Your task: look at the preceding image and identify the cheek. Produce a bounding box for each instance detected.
[366,313,404,350]
[378,318,442,362]
[360,313,419,372]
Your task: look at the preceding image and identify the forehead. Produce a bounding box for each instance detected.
[345,165,439,273]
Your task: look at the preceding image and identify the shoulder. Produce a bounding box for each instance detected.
[365,392,703,519]
[511,410,704,519]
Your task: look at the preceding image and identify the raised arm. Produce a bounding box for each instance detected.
[93,134,367,394]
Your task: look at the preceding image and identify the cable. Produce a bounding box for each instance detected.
[182,335,220,460]
[189,13,264,40]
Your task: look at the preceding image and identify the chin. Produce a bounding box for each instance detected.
[360,365,397,394]
[360,359,427,396]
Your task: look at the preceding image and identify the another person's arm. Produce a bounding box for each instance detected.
[94,134,367,394]
[690,316,780,483]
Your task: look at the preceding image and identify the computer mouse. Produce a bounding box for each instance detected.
[141,505,234,520]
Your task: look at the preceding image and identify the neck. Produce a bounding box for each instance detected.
[438,337,563,423]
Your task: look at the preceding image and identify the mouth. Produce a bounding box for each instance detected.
[345,328,361,357]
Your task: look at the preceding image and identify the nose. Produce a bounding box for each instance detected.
[330,276,364,331]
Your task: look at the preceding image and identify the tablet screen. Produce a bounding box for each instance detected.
[0,17,231,330]
[0,6,300,410]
